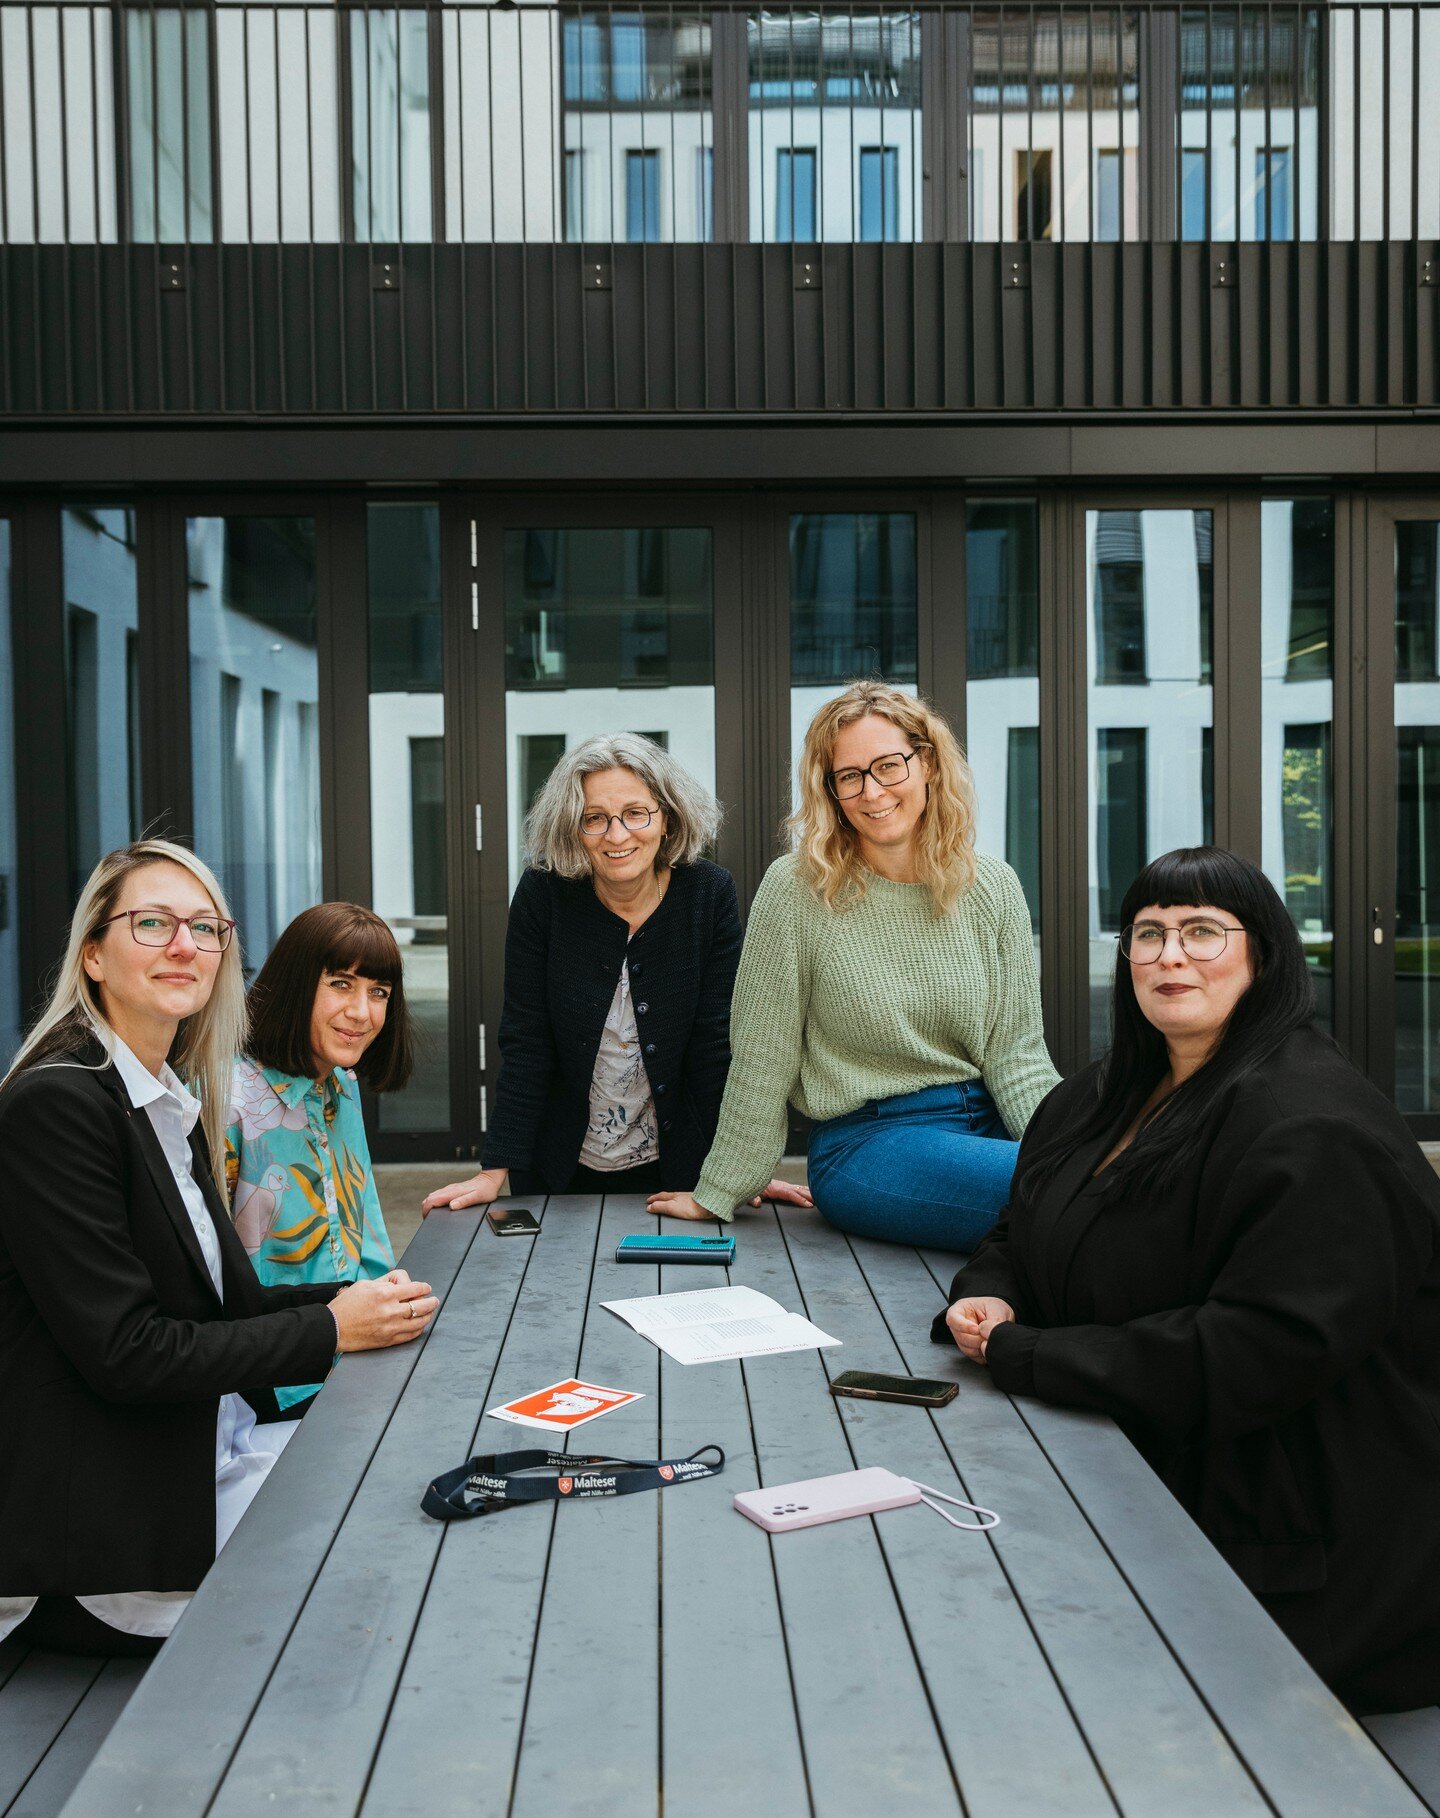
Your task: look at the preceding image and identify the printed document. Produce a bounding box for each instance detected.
[601,1284,841,1365]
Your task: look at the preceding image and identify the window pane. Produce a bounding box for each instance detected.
[62,507,139,898]
[215,8,341,242]
[967,501,1040,940]
[368,503,447,1135]
[188,517,320,973]
[789,511,916,800]
[350,9,432,242]
[551,9,713,244]
[126,7,212,243]
[1260,499,1334,1031]
[750,11,922,243]
[0,7,118,244]
[1087,509,1214,1053]
[504,527,715,893]
[1395,523,1440,1112]
[0,523,16,1067]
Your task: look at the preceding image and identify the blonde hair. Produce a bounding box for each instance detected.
[788,680,978,916]
[3,839,246,1184]
[523,732,722,880]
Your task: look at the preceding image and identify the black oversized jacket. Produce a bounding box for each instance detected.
[0,1047,340,1595]
[933,1026,1440,1714]
[481,861,742,1193]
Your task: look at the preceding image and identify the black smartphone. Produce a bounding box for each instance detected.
[487,1207,540,1237]
[829,1370,958,1408]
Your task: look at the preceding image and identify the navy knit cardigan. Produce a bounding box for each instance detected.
[481,859,743,1192]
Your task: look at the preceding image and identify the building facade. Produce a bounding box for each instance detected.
[2,1,1439,1157]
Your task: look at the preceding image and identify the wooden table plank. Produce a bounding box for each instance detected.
[62,1207,486,1818]
[1364,1711,1440,1816]
[207,1202,549,1815]
[359,1196,608,1817]
[914,1254,1428,1818]
[730,1206,963,1816]
[656,1236,811,1818]
[777,1214,1116,1818]
[863,1235,1273,1816]
[6,1660,145,1818]
[0,1655,103,1814]
[509,1196,666,1818]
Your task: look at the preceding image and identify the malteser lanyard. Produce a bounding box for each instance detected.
[422,1445,725,1522]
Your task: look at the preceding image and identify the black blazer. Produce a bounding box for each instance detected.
[0,1045,340,1596]
[481,860,742,1192]
[932,1027,1440,1715]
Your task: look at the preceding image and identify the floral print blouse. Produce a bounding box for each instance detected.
[225,1055,396,1411]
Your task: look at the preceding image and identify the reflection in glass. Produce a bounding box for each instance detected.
[1395,522,1440,1111]
[558,8,714,243]
[788,512,916,802]
[188,517,320,974]
[367,504,447,1135]
[1087,509,1214,1053]
[969,10,1138,242]
[125,8,212,242]
[62,507,139,898]
[215,8,341,242]
[1178,8,1320,243]
[0,523,16,1067]
[1261,499,1334,1029]
[504,527,715,891]
[750,12,922,243]
[967,502,1040,943]
[350,9,432,242]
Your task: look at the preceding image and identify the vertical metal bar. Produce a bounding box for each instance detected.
[1410,2,1419,241]
[243,3,258,408]
[90,6,106,408]
[148,0,163,396]
[968,1,976,238]
[609,1,618,402]
[516,0,529,406]
[0,9,11,413]
[456,7,469,408]
[1381,1,1390,240]
[26,9,44,403]
[1291,0,1301,241]
[1058,3,1068,241]
[1176,0,1185,241]
[427,1,443,408]
[638,4,650,409]
[1352,5,1360,240]
[396,3,410,408]
[1234,0,1241,243]
[486,5,497,406]
[1086,1,1094,241]
[273,4,287,408]
[1204,1,1213,240]
[1262,0,1271,241]
[305,7,318,409]
[365,7,380,406]
[112,0,139,409]
[58,4,75,410]
[1025,0,1034,241]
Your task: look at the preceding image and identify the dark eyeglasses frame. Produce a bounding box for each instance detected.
[579,806,658,839]
[825,750,917,801]
[1119,920,1246,963]
[95,909,236,952]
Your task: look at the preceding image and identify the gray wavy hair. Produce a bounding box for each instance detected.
[524,733,722,879]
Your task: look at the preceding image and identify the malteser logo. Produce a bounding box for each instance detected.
[658,1464,675,1481]
[558,1476,574,1496]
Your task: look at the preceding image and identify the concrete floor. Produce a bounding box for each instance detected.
[374,1155,813,1260]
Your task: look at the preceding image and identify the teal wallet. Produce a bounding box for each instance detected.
[615,1234,736,1265]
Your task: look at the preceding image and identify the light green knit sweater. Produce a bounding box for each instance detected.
[694,851,1059,1220]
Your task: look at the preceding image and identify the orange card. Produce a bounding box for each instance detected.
[487,1378,644,1432]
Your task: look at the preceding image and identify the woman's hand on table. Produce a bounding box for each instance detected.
[420,1168,507,1216]
[330,1274,439,1350]
[753,1178,813,1208]
[645,1190,715,1222]
[945,1296,1015,1364]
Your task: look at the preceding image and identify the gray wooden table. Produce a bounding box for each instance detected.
[58,1196,1430,1817]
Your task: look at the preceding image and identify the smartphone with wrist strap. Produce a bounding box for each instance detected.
[829,1370,957,1408]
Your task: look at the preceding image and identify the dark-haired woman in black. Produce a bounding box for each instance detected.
[935,847,1440,1716]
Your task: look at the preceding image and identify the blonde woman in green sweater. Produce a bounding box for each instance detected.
[647,680,1059,1247]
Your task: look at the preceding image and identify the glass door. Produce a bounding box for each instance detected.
[1366,501,1440,1131]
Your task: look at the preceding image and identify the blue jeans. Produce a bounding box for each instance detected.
[806,1081,1018,1252]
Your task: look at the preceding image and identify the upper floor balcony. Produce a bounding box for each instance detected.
[1,0,1436,414]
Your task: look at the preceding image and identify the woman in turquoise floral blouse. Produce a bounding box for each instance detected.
[226,902,415,1412]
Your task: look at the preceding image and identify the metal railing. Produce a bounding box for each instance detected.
[0,2,1436,412]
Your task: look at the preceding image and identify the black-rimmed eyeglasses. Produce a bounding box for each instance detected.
[95,910,236,952]
[1120,918,1245,963]
[580,807,657,839]
[825,751,916,801]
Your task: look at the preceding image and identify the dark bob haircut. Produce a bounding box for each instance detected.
[245,902,413,1093]
[1017,846,1317,1208]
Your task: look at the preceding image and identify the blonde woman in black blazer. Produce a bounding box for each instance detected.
[0,840,437,1659]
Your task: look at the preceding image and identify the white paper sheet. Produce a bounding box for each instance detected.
[600,1284,841,1365]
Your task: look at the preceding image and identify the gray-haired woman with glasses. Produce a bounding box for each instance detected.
[423,733,808,1212]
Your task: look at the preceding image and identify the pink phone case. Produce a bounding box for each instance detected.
[733,1466,922,1533]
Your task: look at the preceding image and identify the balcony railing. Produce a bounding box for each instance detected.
[0,2,1436,413]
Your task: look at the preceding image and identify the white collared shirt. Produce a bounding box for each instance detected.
[0,1038,297,1645]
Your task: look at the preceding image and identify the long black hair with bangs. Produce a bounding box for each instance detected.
[1016,847,1317,1209]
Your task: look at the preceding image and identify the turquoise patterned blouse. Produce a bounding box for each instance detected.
[225,1056,397,1411]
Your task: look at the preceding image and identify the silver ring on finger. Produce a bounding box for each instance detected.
[407,1300,416,1319]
